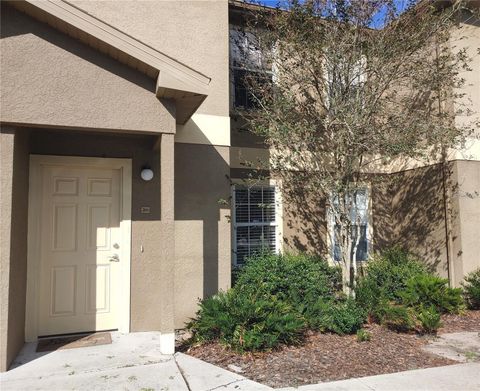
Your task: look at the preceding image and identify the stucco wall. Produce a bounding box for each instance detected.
[0,127,30,372]
[70,0,230,147]
[372,165,450,278]
[452,10,480,161]
[174,143,231,328]
[0,4,173,134]
[450,160,480,286]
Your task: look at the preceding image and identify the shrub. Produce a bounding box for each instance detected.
[234,252,342,311]
[399,274,464,314]
[376,303,416,332]
[417,305,442,334]
[306,297,366,335]
[187,290,305,352]
[355,247,427,313]
[462,268,480,310]
[356,328,371,342]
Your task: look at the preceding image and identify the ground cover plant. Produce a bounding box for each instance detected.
[187,252,365,352]
[462,268,480,310]
[187,249,468,353]
[355,248,464,334]
[185,249,479,387]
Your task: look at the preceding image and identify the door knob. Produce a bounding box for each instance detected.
[109,254,120,262]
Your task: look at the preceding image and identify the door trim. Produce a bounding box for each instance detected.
[25,155,132,341]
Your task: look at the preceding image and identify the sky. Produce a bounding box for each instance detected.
[249,0,413,28]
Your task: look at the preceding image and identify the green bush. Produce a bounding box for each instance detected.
[355,247,427,313]
[399,274,464,314]
[187,253,347,352]
[462,268,480,310]
[376,303,416,332]
[187,290,305,352]
[356,328,371,342]
[234,252,342,311]
[417,305,442,334]
[306,297,366,335]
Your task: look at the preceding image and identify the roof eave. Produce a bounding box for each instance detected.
[10,0,210,125]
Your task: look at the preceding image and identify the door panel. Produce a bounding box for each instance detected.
[38,165,122,336]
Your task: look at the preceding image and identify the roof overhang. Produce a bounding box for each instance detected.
[9,0,210,124]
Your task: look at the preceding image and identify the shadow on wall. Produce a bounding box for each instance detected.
[174,143,231,298]
[283,191,329,258]
[372,163,455,277]
[0,3,155,93]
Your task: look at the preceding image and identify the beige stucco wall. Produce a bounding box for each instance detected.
[450,160,480,286]
[71,0,231,146]
[174,143,231,328]
[374,165,450,278]
[0,4,173,134]
[0,127,30,372]
[451,10,480,161]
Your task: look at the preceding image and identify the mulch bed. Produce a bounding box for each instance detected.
[439,310,480,333]
[185,310,480,389]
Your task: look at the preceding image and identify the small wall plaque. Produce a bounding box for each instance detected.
[140,206,151,214]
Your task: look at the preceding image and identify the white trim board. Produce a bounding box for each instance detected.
[175,114,231,147]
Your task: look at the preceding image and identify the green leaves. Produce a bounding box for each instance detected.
[305,297,366,335]
[187,290,305,352]
[355,247,428,312]
[187,253,356,352]
[398,274,464,314]
[416,305,442,334]
[461,268,480,310]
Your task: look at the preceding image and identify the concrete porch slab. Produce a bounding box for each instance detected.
[0,332,271,391]
[175,352,271,391]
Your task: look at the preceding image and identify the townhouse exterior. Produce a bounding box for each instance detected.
[0,0,478,372]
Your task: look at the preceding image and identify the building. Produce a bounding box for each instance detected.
[1,0,478,372]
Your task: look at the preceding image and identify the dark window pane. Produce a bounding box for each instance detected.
[233,69,271,110]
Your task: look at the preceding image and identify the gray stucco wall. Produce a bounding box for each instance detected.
[0,4,173,134]
[0,127,30,372]
[174,143,231,328]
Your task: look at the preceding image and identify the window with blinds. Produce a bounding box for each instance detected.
[232,186,278,266]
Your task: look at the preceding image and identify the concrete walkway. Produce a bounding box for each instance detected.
[1,332,479,390]
[278,363,480,391]
[0,332,269,391]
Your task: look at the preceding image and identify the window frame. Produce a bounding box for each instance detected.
[231,183,282,267]
[231,66,274,111]
[327,186,373,265]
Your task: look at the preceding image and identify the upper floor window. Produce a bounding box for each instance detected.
[230,26,273,111]
[232,68,273,110]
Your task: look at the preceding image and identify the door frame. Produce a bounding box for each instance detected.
[25,155,132,341]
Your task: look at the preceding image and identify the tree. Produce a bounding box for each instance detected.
[235,0,478,292]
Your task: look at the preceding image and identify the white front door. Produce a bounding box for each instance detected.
[27,156,131,337]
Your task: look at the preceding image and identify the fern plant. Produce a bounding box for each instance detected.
[399,274,464,314]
